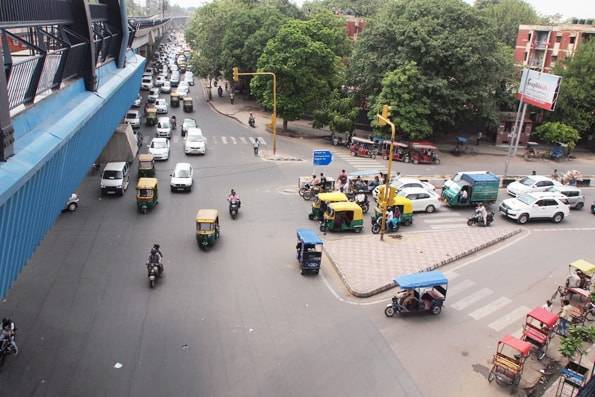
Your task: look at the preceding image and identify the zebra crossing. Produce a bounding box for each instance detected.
[417,210,468,231]
[333,151,385,172]
[443,270,528,334]
[170,135,266,145]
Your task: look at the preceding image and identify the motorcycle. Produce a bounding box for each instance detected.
[371,215,400,234]
[0,320,17,368]
[300,183,321,201]
[467,211,494,227]
[253,144,259,156]
[147,261,162,288]
[229,200,240,219]
[347,190,369,214]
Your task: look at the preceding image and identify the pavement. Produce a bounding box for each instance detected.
[323,227,522,297]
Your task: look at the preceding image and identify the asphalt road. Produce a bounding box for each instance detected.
[0,83,422,396]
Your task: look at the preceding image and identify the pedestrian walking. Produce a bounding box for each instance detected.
[552,169,560,181]
[230,92,235,105]
[558,299,572,336]
[476,131,482,146]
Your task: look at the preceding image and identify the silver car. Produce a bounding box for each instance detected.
[545,185,585,209]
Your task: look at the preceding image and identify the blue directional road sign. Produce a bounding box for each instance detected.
[312,150,333,166]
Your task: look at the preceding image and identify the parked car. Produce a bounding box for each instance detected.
[170,162,194,192]
[160,81,171,93]
[156,117,172,138]
[100,162,130,195]
[148,88,160,103]
[64,193,79,212]
[155,98,168,114]
[124,110,141,129]
[184,128,206,155]
[373,177,436,201]
[149,137,170,161]
[182,118,197,136]
[506,175,561,197]
[544,185,585,210]
[397,187,441,213]
[132,94,141,108]
[499,192,570,224]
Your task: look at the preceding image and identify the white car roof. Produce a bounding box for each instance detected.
[525,191,562,199]
[104,161,126,170]
[399,187,434,195]
[522,175,553,182]
[158,117,170,122]
[187,127,203,136]
[174,162,192,171]
[151,138,168,143]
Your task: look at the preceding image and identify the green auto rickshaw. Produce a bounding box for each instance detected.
[138,153,155,178]
[196,209,220,250]
[170,92,180,108]
[136,177,158,214]
[371,195,414,227]
[320,201,364,233]
[309,192,348,221]
[183,96,194,112]
[145,107,157,126]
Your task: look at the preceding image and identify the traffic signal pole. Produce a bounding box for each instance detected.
[376,105,395,241]
[233,67,277,155]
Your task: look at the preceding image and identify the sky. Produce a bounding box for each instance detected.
[168,0,594,19]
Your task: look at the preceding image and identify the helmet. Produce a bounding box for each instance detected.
[151,248,157,255]
[153,243,160,249]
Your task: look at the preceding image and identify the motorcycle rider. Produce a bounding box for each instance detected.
[474,203,488,225]
[147,246,163,276]
[227,189,241,208]
[337,170,348,192]
[170,115,177,130]
[0,318,17,355]
[353,176,366,191]
[253,138,259,155]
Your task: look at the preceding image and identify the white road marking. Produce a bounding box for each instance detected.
[488,305,530,332]
[230,137,237,144]
[257,137,266,145]
[424,218,467,224]
[532,227,595,232]
[249,137,256,144]
[421,211,465,218]
[443,271,459,281]
[468,296,512,320]
[446,279,475,298]
[450,288,493,311]
[428,224,468,230]
[239,137,247,144]
[511,327,524,338]
[221,136,228,144]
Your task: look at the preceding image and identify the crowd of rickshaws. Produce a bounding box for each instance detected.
[134,154,220,250]
[348,137,440,165]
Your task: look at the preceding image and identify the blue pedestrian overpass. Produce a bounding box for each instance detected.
[0,1,171,298]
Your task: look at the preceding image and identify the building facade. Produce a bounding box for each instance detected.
[514,23,595,72]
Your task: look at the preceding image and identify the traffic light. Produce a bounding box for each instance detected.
[377,104,391,126]
[377,185,396,206]
[232,67,239,82]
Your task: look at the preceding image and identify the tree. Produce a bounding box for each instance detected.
[250,13,348,130]
[369,62,433,140]
[302,0,384,17]
[549,40,595,139]
[476,0,541,47]
[350,0,511,136]
[533,122,580,150]
[312,91,358,134]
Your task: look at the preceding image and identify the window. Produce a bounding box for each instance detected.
[407,194,417,200]
[536,181,553,187]
[418,193,431,199]
[103,170,123,180]
[544,199,558,206]
[570,37,576,44]
[535,200,546,207]
[556,35,562,43]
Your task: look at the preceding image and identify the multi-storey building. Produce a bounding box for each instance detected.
[514,23,595,72]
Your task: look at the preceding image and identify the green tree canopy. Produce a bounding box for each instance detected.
[302,0,384,17]
[476,0,541,47]
[534,122,580,150]
[549,40,595,139]
[250,13,349,129]
[312,91,358,134]
[350,0,512,135]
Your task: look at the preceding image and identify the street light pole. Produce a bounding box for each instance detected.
[232,67,278,155]
[376,105,396,242]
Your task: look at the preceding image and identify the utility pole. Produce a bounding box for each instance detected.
[0,37,15,161]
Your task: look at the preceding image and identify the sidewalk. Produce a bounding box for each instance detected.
[323,227,521,298]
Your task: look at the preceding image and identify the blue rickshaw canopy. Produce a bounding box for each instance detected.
[296,228,323,245]
[394,271,448,289]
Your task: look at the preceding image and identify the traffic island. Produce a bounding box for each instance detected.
[324,227,522,298]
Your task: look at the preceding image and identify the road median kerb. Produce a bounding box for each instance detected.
[323,227,522,298]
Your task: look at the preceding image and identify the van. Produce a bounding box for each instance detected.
[184,71,194,86]
[100,162,130,195]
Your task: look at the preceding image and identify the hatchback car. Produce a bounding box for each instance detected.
[156,117,171,138]
[373,177,435,201]
[184,128,206,155]
[148,88,160,103]
[182,118,197,135]
[160,81,171,93]
[170,163,194,192]
[149,138,170,161]
[132,94,141,108]
[155,76,166,87]
[499,192,570,224]
[398,187,441,213]
[544,185,585,210]
[124,110,141,129]
[506,175,561,197]
[176,85,189,96]
[155,98,168,114]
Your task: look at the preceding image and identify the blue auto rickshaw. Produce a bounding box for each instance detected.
[385,271,448,317]
[550,142,568,160]
[296,228,323,275]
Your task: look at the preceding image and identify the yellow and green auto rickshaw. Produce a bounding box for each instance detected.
[309,192,348,221]
[320,201,364,233]
[371,195,414,229]
[136,177,158,214]
[138,153,155,178]
[170,92,180,108]
[145,107,157,126]
[183,96,193,112]
[196,209,220,250]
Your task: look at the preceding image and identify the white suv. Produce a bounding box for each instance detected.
[499,192,570,224]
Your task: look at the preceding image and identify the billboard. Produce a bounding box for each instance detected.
[517,68,562,111]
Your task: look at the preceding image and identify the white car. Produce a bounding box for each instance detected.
[148,88,160,103]
[170,162,194,192]
[506,175,561,197]
[184,128,206,155]
[141,76,153,90]
[132,94,141,108]
[155,99,168,114]
[176,85,189,96]
[170,64,179,72]
[160,81,171,93]
[373,177,436,201]
[398,187,441,213]
[156,117,171,138]
[499,192,569,224]
[182,118,197,135]
[155,76,166,87]
[184,71,194,86]
[149,138,170,161]
[124,110,141,129]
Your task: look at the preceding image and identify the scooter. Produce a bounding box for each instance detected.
[371,216,400,234]
[248,117,255,128]
[147,261,162,288]
[0,320,17,368]
[347,190,369,213]
[467,211,494,227]
[229,200,240,219]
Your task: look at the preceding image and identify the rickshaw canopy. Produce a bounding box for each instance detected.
[196,209,219,223]
[328,201,363,216]
[351,137,374,145]
[296,228,323,245]
[410,141,437,150]
[317,192,348,203]
[137,177,158,189]
[393,271,448,289]
[183,96,193,103]
[138,153,154,163]
[499,335,532,357]
[570,259,595,276]
[526,307,559,327]
[378,196,414,214]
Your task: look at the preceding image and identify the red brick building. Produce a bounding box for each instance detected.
[514,23,595,72]
[344,15,366,41]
